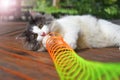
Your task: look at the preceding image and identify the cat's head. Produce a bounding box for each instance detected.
[19,11,54,51]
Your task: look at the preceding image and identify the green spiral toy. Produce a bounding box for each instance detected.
[46,33,120,80]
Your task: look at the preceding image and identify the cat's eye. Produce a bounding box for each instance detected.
[34,33,38,39]
[38,24,43,28]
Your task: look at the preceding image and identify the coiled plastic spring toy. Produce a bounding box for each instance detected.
[46,32,120,80]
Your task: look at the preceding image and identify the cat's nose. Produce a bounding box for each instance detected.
[41,32,46,36]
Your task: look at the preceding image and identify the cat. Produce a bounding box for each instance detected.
[19,12,120,51]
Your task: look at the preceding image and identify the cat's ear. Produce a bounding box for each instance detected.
[28,10,45,24]
[34,14,45,24]
[44,14,54,24]
[27,11,39,23]
[26,10,34,24]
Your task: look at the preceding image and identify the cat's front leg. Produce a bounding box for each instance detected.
[63,32,79,49]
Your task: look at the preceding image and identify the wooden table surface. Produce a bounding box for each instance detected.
[0,21,120,80]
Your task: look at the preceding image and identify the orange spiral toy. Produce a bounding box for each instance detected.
[46,32,120,80]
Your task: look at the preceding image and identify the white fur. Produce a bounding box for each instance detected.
[33,15,120,51]
[32,26,43,41]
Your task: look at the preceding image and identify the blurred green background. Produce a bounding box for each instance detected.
[33,0,120,19]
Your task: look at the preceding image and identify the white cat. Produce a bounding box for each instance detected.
[20,13,120,51]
